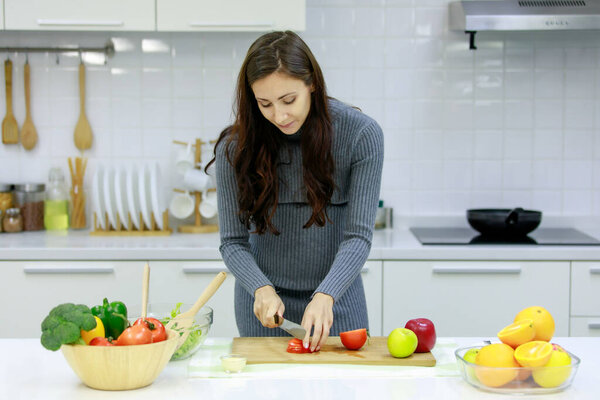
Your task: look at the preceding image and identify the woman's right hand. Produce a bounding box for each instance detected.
[253,285,285,328]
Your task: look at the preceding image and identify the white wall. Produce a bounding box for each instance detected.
[0,0,599,218]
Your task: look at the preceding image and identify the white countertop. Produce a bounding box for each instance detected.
[2,337,598,400]
[2,216,600,261]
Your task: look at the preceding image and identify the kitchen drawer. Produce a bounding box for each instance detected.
[382,261,570,337]
[362,261,382,336]
[157,0,305,32]
[149,261,237,337]
[570,262,600,316]
[0,261,144,338]
[570,317,600,337]
[5,0,155,31]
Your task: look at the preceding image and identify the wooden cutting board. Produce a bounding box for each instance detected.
[231,337,436,366]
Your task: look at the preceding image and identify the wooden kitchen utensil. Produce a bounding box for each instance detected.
[165,271,227,349]
[21,61,38,150]
[2,59,19,144]
[141,263,150,319]
[232,337,436,366]
[73,62,93,150]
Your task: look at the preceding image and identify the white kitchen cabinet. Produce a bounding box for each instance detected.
[4,0,155,31]
[0,1,4,30]
[157,0,305,32]
[0,261,145,338]
[149,261,237,338]
[382,261,570,337]
[570,262,600,318]
[362,261,382,336]
[570,317,600,336]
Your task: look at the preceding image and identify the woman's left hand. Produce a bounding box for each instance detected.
[301,293,334,352]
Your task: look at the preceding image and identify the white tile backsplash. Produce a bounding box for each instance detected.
[1,0,599,217]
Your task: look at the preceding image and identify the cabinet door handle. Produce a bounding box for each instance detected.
[188,21,274,29]
[588,321,600,329]
[24,266,115,274]
[432,266,521,275]
[36,19,124,27]
[589,267,600,274]
[183,267,229,274]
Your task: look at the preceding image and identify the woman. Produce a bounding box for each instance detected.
[207,31,383,352]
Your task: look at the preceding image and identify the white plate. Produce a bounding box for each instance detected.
[114,166,130,230]
[103,167,118,230]
[149,162,164,230]
[126,164,141,230]
[92,166,106,230]
[138,164,152,230]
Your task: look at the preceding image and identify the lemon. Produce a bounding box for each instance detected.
[532,344,572,388]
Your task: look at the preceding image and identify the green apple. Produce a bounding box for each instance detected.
[462,348,480,382]
[387,328,418,358]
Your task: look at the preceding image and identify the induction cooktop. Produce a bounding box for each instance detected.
[410,227,600,245]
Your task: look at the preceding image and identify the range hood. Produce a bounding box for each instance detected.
[449,0,600,49]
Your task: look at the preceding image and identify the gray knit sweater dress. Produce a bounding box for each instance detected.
[215,98,384,336]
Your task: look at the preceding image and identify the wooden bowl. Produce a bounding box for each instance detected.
[61,329,178,391]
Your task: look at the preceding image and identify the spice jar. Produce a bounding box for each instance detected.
[0,183,14,214]
[3,208,23,233]
[0,209,3,233]
[14,183,45,231]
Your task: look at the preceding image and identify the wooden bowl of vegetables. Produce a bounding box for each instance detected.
[41,302,178,391]
[60,327,178,391]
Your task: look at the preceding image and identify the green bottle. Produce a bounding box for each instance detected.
[44,168,69,230]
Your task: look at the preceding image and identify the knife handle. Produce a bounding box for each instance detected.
[274,314,280,325]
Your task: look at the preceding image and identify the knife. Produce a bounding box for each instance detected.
[274,314,306,340]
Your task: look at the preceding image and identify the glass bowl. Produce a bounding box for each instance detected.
[455,346,580,395]
[132,303,213,361]
[220,354,247,373]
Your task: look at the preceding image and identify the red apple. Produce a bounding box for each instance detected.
[404,318,436,353]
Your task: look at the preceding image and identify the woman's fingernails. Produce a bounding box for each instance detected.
[316,346,320,351]
[303,342,308,349]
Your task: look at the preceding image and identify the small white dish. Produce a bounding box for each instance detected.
[220,354,246,373]
[114,166,130,230]
[126,164,141,230]
[92,166,106,230]
[149,162,164,230]
[138,164,152,230]
[103,167,118,230]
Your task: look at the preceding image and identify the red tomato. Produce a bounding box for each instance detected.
[340,328,368,350]
[133,317,167,343]
[404,318,436,353]
[117,324,153,346]
[89,337,115,346]
[286,338,318,354]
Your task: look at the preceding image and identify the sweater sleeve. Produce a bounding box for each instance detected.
[215,140,274,297]
[313,120,384,302]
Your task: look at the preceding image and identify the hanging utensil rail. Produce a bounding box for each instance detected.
[0,40,115,58]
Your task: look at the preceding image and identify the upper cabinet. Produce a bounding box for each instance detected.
[0,1,4,30]
[157,0,305,32]
[4,0,155,31]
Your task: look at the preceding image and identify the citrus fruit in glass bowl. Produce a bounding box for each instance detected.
[455,345,580,395]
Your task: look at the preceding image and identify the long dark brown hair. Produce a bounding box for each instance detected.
[206,31,334,235]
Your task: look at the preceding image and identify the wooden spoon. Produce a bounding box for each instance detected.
[165,271,227,349]
[2,59,19,144]
[141,263,150,319]
[21,61,38,151]
[73,62,93,150]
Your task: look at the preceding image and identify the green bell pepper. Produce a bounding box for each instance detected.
[91,298,128,340]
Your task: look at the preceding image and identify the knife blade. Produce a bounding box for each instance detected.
[274,314,306,340]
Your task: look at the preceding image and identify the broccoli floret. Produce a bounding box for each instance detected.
[40,303,97,351]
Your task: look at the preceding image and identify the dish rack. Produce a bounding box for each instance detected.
[90,210,172,236]
[173,138,218,234]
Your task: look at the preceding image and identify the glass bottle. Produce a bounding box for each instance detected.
[44,168,69,230]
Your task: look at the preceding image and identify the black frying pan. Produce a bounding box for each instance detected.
[467,208,542,237]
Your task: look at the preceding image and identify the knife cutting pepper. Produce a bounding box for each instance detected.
[91,298,128,340]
